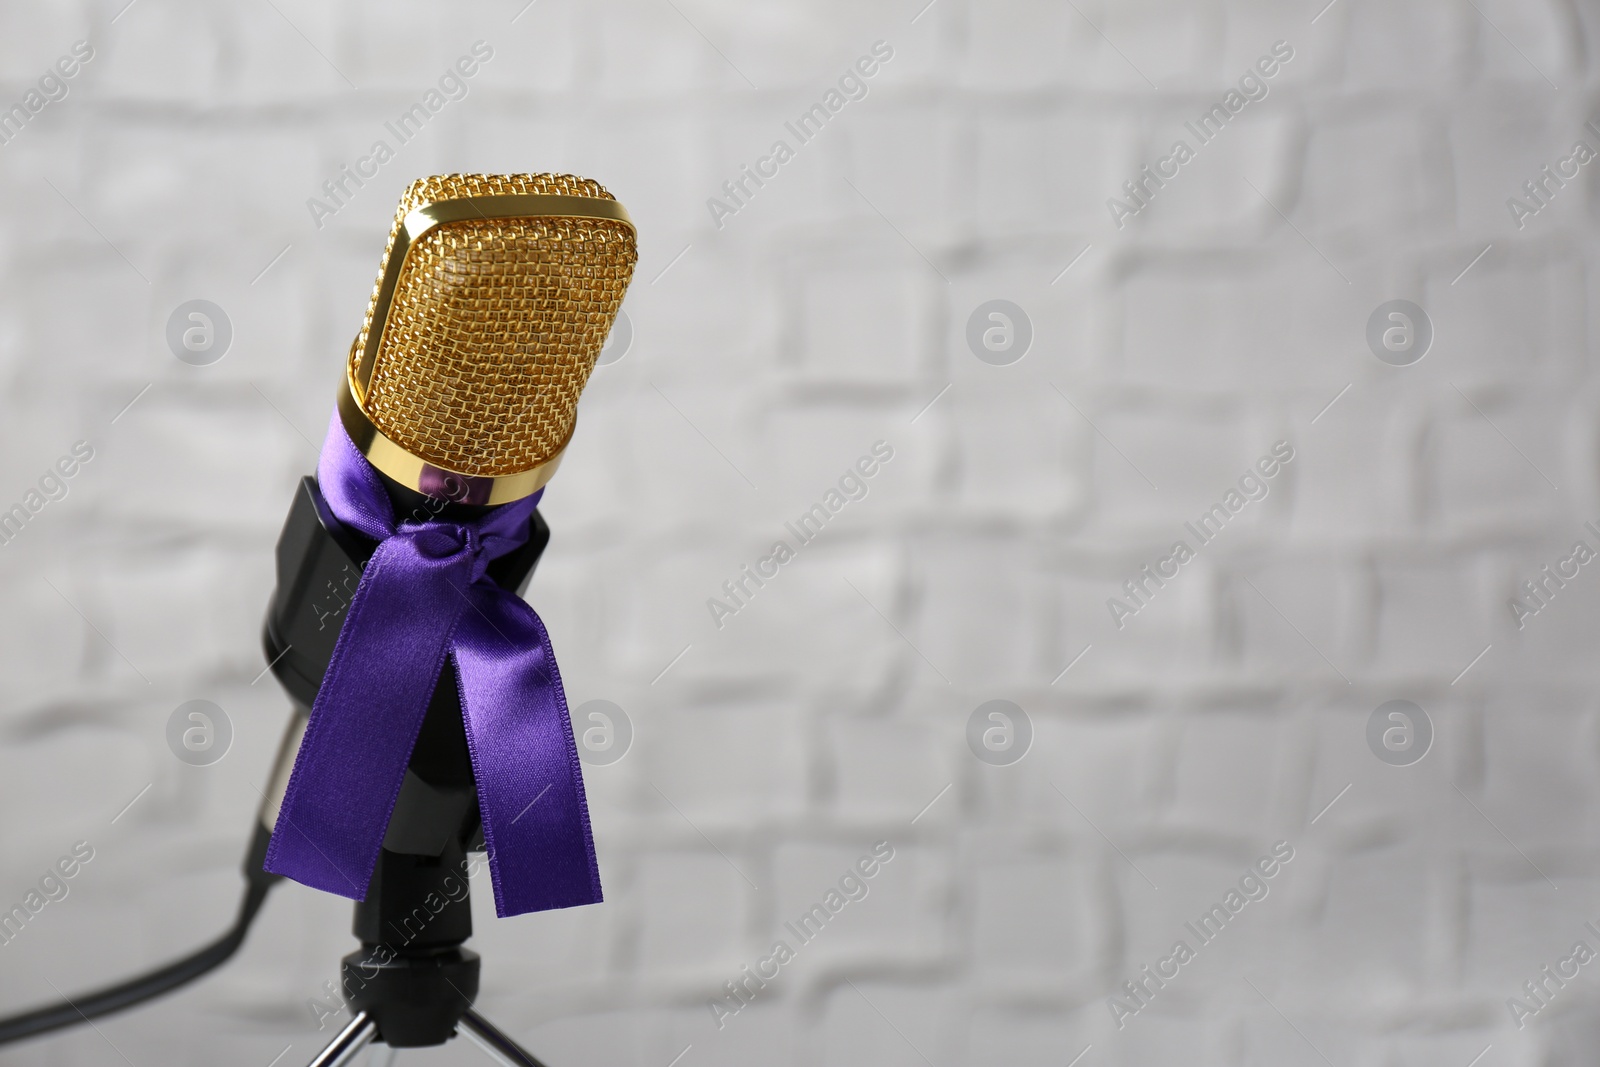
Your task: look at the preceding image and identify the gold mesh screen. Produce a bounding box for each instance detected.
[351,173,637,478]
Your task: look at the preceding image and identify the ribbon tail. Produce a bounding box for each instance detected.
[454,586,601,917]
[263,537,468,901]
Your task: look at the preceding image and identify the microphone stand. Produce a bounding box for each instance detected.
[0,473,561,1061]
[262,474,556,1066]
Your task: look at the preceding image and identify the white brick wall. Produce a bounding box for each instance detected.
[0,0,1595,1063]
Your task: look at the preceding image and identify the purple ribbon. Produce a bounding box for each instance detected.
[262,412,601,918]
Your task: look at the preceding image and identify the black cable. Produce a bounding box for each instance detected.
[0,824,281,1047]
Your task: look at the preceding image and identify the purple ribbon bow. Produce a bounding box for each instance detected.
[262,412,601,917]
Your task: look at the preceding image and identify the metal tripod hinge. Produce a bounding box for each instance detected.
[306,1009,550,1067]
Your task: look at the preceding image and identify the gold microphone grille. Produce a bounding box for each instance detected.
[350,173,637,479]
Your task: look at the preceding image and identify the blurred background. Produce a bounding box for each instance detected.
[0,0,1595,1063]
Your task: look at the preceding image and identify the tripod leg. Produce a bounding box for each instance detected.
[458,1009,551,1067]
[306,1012,379,1067]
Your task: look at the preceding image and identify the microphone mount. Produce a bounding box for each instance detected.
[264,472,557,1062]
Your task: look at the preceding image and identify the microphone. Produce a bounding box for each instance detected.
[257,173,637,923]
[339,171,637,501]
[0,173,638,1053]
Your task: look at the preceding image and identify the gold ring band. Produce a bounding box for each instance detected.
[337,366,566,506]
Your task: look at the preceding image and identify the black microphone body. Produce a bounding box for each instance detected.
[258,474,551,1047]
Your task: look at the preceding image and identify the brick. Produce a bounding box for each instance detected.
[1119,252,1369,390]
[795,262,921,384]
[81,2,232,103]
[914,534,1053,686]
[947,261,1100,380]
[637,701,807,826]
[974,109,1135,235]
[959,1,1095,91]
[632,849,751,977]
[844,102,964,241]
[80,546,260,679]
[756,401,934,512]
[1461,871,1600,994]
[971,854,1096,984]
[1304,694,1463,833]
[1287,393,1415,541]
[1017,712,1166,833]
[1422,247,1587,387]
[660,999,802,1061]
[1501,540,1600,681]
[688,538,914,689]
[592,1,741,97]
[820,980,962,1067]
[1429,399,1567,537]
[1167,712,1292,833]
[1338,0,1472,91]
[1117,845,1303,997]
[0,732,151,855]
[825,713,954,824]
[687,2,887,91]
[84,125,323,244]
[697,113,854,242]
[1300,111,1452,241]
[1304,844,1437,989]
[1229,559,1364,680]
[1477,697,1600,846]
[1240,996,1378,1066]
[1467,0,1573,89]
[943,389,1089,520]
[0,10,91,77]
[1372,558,1497,678]
[1109,1012,1238,1067]
[1094,1,1219,91]
[474,1007,652,1066]
[0,561,90,704]
[79,391,304,532]
[1125,111,1300,240]
[336,3,517,96]
[770,841,947,969]
[968,1004,1103,1066]
[1221,3,1341,91]
[1445,96,1584,236]
[1045,563,1215,685]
